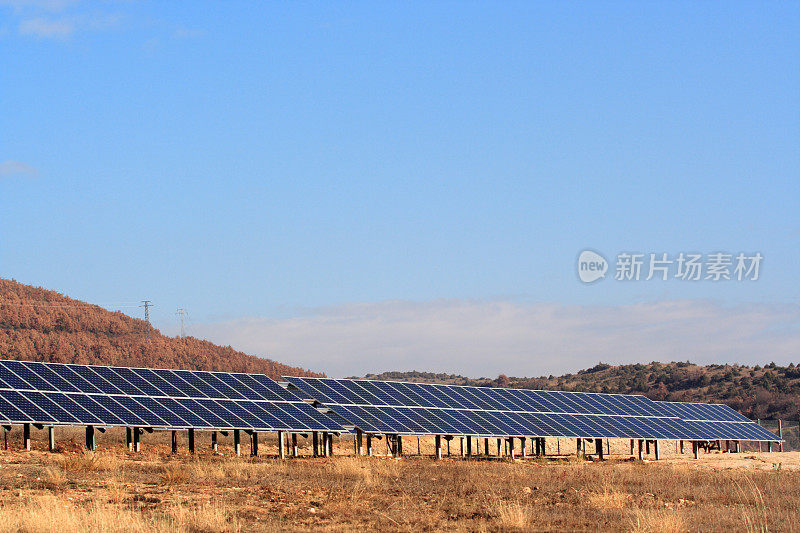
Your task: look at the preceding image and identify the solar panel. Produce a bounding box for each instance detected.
[0,357,776,450]
[0,360,344,435]
[285,376,779,442]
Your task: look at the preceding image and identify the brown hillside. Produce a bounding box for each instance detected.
[0,278,321,379]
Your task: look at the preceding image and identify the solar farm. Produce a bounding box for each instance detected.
[0,358,796,531]
[0,359,781,460]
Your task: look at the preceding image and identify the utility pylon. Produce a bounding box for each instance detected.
[176,308,187,339]
[140,300,153,340]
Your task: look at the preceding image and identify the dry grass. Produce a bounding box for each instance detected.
[492,499,534,529]
[165,501,241,533]
[588,484,631,511]
[630,508,688,533]
[0,494,159,532]
[159,463,191,486]
[59,450,121,474]
[0,430,797,532]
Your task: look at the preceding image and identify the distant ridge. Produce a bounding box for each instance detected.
[0,278,321,380]
[357,361,800,420]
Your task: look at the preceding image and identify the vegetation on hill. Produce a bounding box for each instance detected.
[0,278,320,379]
[361,360,800,420]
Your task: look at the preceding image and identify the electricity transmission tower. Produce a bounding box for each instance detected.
[140,300,153,340]
[176,308,187,339]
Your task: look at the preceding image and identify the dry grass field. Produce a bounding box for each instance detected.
[0,428,797,532]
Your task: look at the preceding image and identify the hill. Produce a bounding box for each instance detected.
[0,278,320,379]
[361,361,800,420]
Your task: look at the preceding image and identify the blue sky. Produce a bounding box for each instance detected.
[2,2,798,376]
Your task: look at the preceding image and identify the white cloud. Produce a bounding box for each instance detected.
[192,299,800,378]
[19,16,72,37]
[0,160,38,178]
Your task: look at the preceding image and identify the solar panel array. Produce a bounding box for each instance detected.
[285,377,780,442]
[654,401,775,442]
[0,360,344,433]
[0,358,779,446]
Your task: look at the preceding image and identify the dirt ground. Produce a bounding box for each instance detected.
[0,428,796,532]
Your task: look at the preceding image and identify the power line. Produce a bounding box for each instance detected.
[176,307,187,339]
[140,300,153,340]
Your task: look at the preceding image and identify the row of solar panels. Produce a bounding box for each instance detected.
[0,360,345,432]
[0,389,345,432]
[284,376,663,417]
[0,359,300,402]
[0,359,780,442]
[282,376,749,422]
[298,404,773,441]
[284,377,780,442]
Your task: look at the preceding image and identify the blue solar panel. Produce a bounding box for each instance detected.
[151,369,204,397]
[131,368,186,397]
[310,379,353,404]
[342,380,386,405]
[248,375,301,401]
[51,365,104,394]
[0,361,347,431]
[68,365,125,395]
[285,376,778,442]
[137,396,189,427]
[153,397,211,427]
[0,391,31,422]
[245,402,286,428]
[112,367,163,396]
[3,361,54,391]
[193,372,245,399]
[20,391,81,424]
[50,393,104,424]
[231,373,286,401]
[323,379,369,404]
[177,398,229,428]
[93,367,144,396]
[69,394,124,425]
[214,373,255,400]
[199,399,250,428]
[286,402,340,431]
[93,395,149,426]
[0,362,33,390]
[259,403,308,430]
[173,371,220,398]
[0,357,773,444]
[332,406,378,432]
[1,390,56,423]
[22,362,80,393]
[217,400,263,429]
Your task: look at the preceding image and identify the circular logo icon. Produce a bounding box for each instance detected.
[577,250,608,283]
